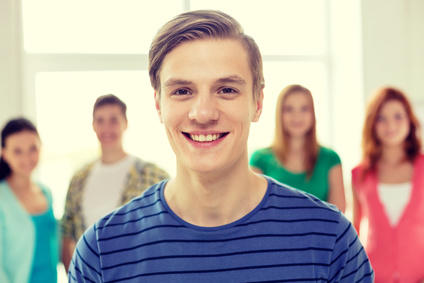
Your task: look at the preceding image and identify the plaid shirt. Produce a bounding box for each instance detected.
[60,157,169,241]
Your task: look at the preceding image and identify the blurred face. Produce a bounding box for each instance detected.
[92,104,128,150]
[281,92,314,138]
[155,38,263,174]
[375,100,410,147]
[2,130,40,178]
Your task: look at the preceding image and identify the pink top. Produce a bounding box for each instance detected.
[352,153,424,283]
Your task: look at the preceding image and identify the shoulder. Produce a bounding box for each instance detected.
[252,147,273,156]
[414,152,424,166]
[131,157,169,178]
[95,181,165,233]
[0,180,11,205]
[351,163,366,183]
[70,160,97,182]
[250,148,274,162]
[266,177,341,219]
[319,146,340,159]
[351,163,364,176]
[317,146,341,166]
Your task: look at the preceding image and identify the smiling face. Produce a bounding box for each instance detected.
[281,92,314,138]
[375,99,410,147]
[2,130,40,178]
[92,104,128,150]
[155,39,263,174]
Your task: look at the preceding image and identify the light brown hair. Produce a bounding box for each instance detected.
[148,10,264,100]
[271,84,319,178]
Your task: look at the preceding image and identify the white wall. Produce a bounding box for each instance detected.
[0,0,23,128]
[361,0,424,102]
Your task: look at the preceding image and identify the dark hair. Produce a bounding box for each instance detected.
[0,117,39,180]
[149,10,264,100]
[93,94,127,120]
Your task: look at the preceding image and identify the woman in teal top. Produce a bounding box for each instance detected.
[250,85,346,212]
[0,118,59,283]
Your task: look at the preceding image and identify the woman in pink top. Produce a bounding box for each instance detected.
[352,87,423,283]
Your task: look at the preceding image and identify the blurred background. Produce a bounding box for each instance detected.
[0,1,423,280]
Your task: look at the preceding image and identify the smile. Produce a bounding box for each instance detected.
[184,133,228,142]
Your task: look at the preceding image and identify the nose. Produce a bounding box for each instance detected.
[188,93,219,124]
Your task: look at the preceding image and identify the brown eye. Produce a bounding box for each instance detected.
[174,89,191,95]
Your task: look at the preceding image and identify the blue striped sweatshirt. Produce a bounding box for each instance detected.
[69,177,374,282]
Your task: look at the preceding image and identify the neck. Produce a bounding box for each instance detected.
[7,174,33,191]
[166,160,267,227]
[101,146,127,164]
[380,144,407,165]
[287,136,306,153]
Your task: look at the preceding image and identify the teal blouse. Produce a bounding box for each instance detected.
[0,180,59,283]
[30,199,58,283]
[249,146,341,201]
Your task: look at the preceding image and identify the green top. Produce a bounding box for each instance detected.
[249,146,341,201]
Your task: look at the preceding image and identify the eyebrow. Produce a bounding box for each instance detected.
[216,75,247,86]
[163,78,193,88]
[163,75,247,88]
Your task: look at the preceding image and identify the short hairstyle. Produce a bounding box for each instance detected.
[271,84,318,178]
[93,94,127,120]
[0,117,39,180]
[361,86,422,175]
[149,10,265,100]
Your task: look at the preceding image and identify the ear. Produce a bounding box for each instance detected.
[252,90,264,122]
[154,91,163,124]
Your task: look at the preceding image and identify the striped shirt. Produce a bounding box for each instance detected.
[69,177,374,282]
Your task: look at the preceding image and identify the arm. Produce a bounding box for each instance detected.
[68,226,102,282]
[60,175,80,272]
[0,214,11,283]
[62,237,76,273]
[327,164,346,213]
[351,183,362,235]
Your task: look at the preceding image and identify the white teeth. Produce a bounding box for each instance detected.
[190,134,221,142]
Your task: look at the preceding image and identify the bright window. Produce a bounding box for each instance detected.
[22,0,183,53]
[191,0,326,55]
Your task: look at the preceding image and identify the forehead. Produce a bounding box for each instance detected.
[5,131,39,147]
[284,92,311,105]
[93,104,124,117]
[379,99,406,114]
[159,38,252,87]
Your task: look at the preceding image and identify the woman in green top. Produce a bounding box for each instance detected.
[250,85,346,212]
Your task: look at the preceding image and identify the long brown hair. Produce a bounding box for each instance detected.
[271,84,319,177]
[361,87,422,175]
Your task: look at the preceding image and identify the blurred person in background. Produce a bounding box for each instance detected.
[61,94,169,271]
[352,87,424,282]
[250,84,346,212]
[0,117,59,283]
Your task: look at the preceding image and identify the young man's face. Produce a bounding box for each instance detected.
[92,104,128,150]
[155,38,263,174]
